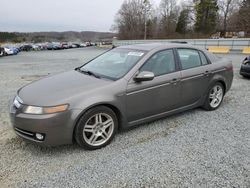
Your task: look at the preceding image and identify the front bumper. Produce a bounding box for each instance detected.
[9,102,82,146]
[240,64,250,77]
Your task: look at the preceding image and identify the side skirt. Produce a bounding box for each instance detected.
[126,100,203,128]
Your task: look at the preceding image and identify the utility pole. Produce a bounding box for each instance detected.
[144,0,148,40]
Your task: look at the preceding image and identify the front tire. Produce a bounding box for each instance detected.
[203,82,224,111]
[74,106,118,150]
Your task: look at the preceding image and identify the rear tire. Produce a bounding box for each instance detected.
[203,82,224,111]
[74,106,118,150]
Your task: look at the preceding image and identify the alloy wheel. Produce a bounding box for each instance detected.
[209,85,224,108]
[83,113,114,147]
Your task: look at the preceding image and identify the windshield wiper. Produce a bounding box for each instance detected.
[75,67,100,79]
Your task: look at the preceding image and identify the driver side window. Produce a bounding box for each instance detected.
[140,49,176,77]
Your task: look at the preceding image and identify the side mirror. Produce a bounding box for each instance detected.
[134,71,155,82]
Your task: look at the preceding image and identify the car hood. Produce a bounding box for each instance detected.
[18,70,112,106]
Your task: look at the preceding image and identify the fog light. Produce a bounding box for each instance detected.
[35,133,44,141]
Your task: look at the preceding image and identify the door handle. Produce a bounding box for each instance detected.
[203,71,211,76]
[170,78,180,85]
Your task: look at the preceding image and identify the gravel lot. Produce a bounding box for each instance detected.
[0,48,249,188]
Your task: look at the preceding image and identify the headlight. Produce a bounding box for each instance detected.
[23,104,69,114]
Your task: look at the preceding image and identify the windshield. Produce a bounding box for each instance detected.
[81,48,146,80]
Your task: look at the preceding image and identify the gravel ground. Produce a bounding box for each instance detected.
[0,48,249,188]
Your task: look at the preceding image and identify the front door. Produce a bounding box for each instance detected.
[126,49,182,123]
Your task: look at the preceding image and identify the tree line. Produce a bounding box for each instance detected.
[113,0,250,39]
[0,31,116,43]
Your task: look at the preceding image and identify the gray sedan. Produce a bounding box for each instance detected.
[9,43,233,150]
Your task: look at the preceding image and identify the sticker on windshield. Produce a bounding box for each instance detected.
[128,52,144,56]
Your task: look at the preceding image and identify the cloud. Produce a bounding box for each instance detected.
[0,0,125,32]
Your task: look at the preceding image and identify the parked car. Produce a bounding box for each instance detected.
[0,47,5,57]
[46,43,54,50]
[80,43,87,47]
[86,42,91,46]
[240,56,250,77]
[10,43,233,150]
[20,45,33,52]
[40,44,49,50]
[3,47,15,55]
[8,46,20,54]
[71,44,77,48]
[47,43,61,50]
[73,43,80,48]
[61,43,69,49]
[32,45,40,51]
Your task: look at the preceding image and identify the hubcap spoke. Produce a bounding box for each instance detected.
[89,134,98,144]
[209,93,215,99]
[83,112,115,147]
[84,124,95,133]
[103,119,113,129]
[211,99,216,106]
[95,114,102,124]
[209,85,223,108]
[100,131,109,139]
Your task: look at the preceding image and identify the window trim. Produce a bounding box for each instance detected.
[198,50,211,65]
[138,48,178,77]
[175,48,209,70]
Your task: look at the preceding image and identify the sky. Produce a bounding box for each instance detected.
[0,0,163,33]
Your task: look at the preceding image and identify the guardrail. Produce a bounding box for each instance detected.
[113,39,250,51]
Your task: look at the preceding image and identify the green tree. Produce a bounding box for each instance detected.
[237,0,250,35]
[195,0,219,34]
[176,9,190,35]
[0,32,18,42]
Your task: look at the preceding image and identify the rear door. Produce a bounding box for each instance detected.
[176,48,212,106]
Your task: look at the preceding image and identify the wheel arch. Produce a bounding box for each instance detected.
[72,103,124,142]
[216,80,226,92]
[210,74,227,93]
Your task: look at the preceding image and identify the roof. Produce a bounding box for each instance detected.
[117,42,193,51]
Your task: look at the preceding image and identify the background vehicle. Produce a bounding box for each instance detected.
[3,47,15,55]
[80,43,87,47]
[8,46,20,54]
[61,43,69,49]
[47,43,61,50]
[240,56,250,77]
[10,43,233,150]
[85,42,91,46]
[32,45,40,51]
[73,43,80,48]
[0,47,5,57]
[20,44,33,52]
